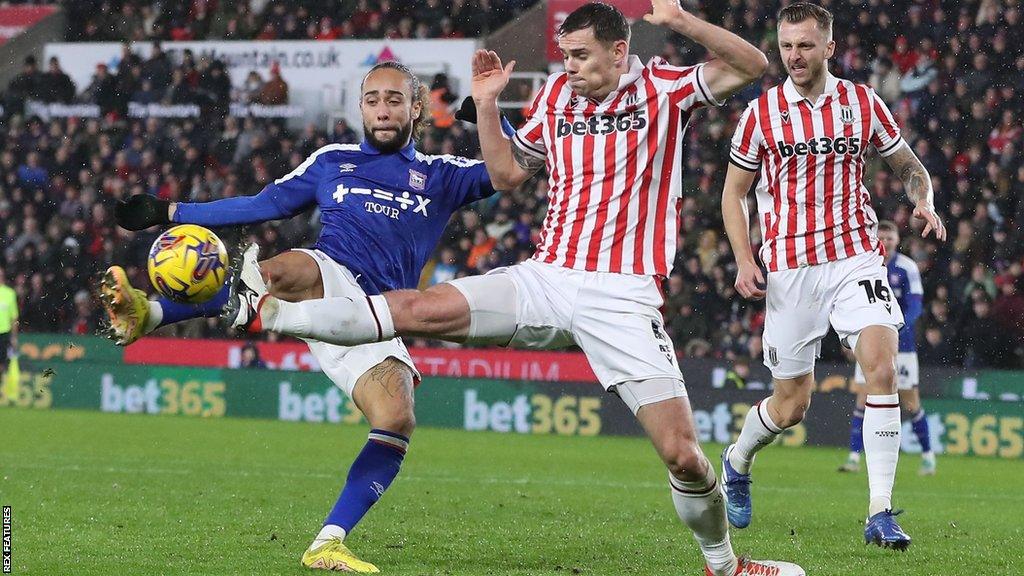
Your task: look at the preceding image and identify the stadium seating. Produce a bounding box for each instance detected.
[1,0,1021,368]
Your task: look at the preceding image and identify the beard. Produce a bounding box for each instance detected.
[362,122,413,154]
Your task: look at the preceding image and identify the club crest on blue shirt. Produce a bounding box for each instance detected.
[408,169,426,191]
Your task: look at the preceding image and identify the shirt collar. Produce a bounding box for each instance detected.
[360,139,417,161]
[782,73,840,107]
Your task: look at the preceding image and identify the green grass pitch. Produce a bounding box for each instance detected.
[1,408,1021,575]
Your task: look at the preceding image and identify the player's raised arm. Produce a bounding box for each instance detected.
[721,163,765,300]
[882,143,947,241]
[644,0,768,101]
[471,49,540,192]
[114,153,323,231]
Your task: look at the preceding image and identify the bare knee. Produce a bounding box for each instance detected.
[367,401,416,438]
[406,292,446,327]
[388,284,469,338]
[260,252,322,301]
[861,358,897,394]
[662,439,708,481]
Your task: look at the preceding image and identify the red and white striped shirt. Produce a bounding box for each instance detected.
[514,55,720,276]
[730,74,904,272]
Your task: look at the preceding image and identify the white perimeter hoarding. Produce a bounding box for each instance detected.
[45,39,478,126]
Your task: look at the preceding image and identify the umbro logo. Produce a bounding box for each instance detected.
[339,163,357,173]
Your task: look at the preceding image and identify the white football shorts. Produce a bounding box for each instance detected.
[294,249,420,397]
[762,251,904,379]
[448,258,686,411]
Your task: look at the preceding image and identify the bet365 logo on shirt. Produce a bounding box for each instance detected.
[776,136,862,157]
[556,110,647,137]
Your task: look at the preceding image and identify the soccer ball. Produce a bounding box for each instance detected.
[147,224,229,304]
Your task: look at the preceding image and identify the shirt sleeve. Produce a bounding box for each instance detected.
[173,150,321,226]
[729,102,764,172]
[512,79,553,161]
[444,157,498,206]
[869,89,904,157]
[647,59,723,112]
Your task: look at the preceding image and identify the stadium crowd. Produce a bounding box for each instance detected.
[60,0,539,43]
[0,0,1021,369]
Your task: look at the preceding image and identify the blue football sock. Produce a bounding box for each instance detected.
[911,409,931,453]
[325,429,409,534]
[849,408,865,454]
[156,282,230,328]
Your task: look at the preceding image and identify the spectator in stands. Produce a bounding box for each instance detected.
[39,57,76,103]
[5,56,42,115]
[16,152,48,189]
[240,342,267,369]
[430,73,458,130]
[331,118,358,144]
[918,324,954,366]
[142,42,173,91]
[199,59,232,115]
[66,289,98,335]
[255,62,288,105]
[82,63,118,114]
[961,296,1010,368]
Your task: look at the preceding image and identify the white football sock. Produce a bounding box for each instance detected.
[864,393,901,516]
[847,451,861,463]
[729,398,782,474]
[669,462,737,576]
[143,301,162,334]
[311,524,347,550]
[266,295,395,345]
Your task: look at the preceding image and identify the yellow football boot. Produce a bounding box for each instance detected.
[301,538,380,573]
[99,266,150,346]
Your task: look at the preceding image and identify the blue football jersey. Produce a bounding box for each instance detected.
[887,253,924,352]
[174,140,496,294]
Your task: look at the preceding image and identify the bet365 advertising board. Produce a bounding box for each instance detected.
[1,334,1020,459]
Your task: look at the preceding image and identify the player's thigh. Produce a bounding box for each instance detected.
[830,252,904,350]
[449,260,575,349]
[762,267,832,379]
[352,356,417,433]
[260,249,324,302]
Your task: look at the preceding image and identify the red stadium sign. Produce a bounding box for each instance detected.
[123,337,600,383]
[546,0,649,62]
[0,6,56,45]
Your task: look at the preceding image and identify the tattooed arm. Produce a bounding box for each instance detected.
[883,143,947,241]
